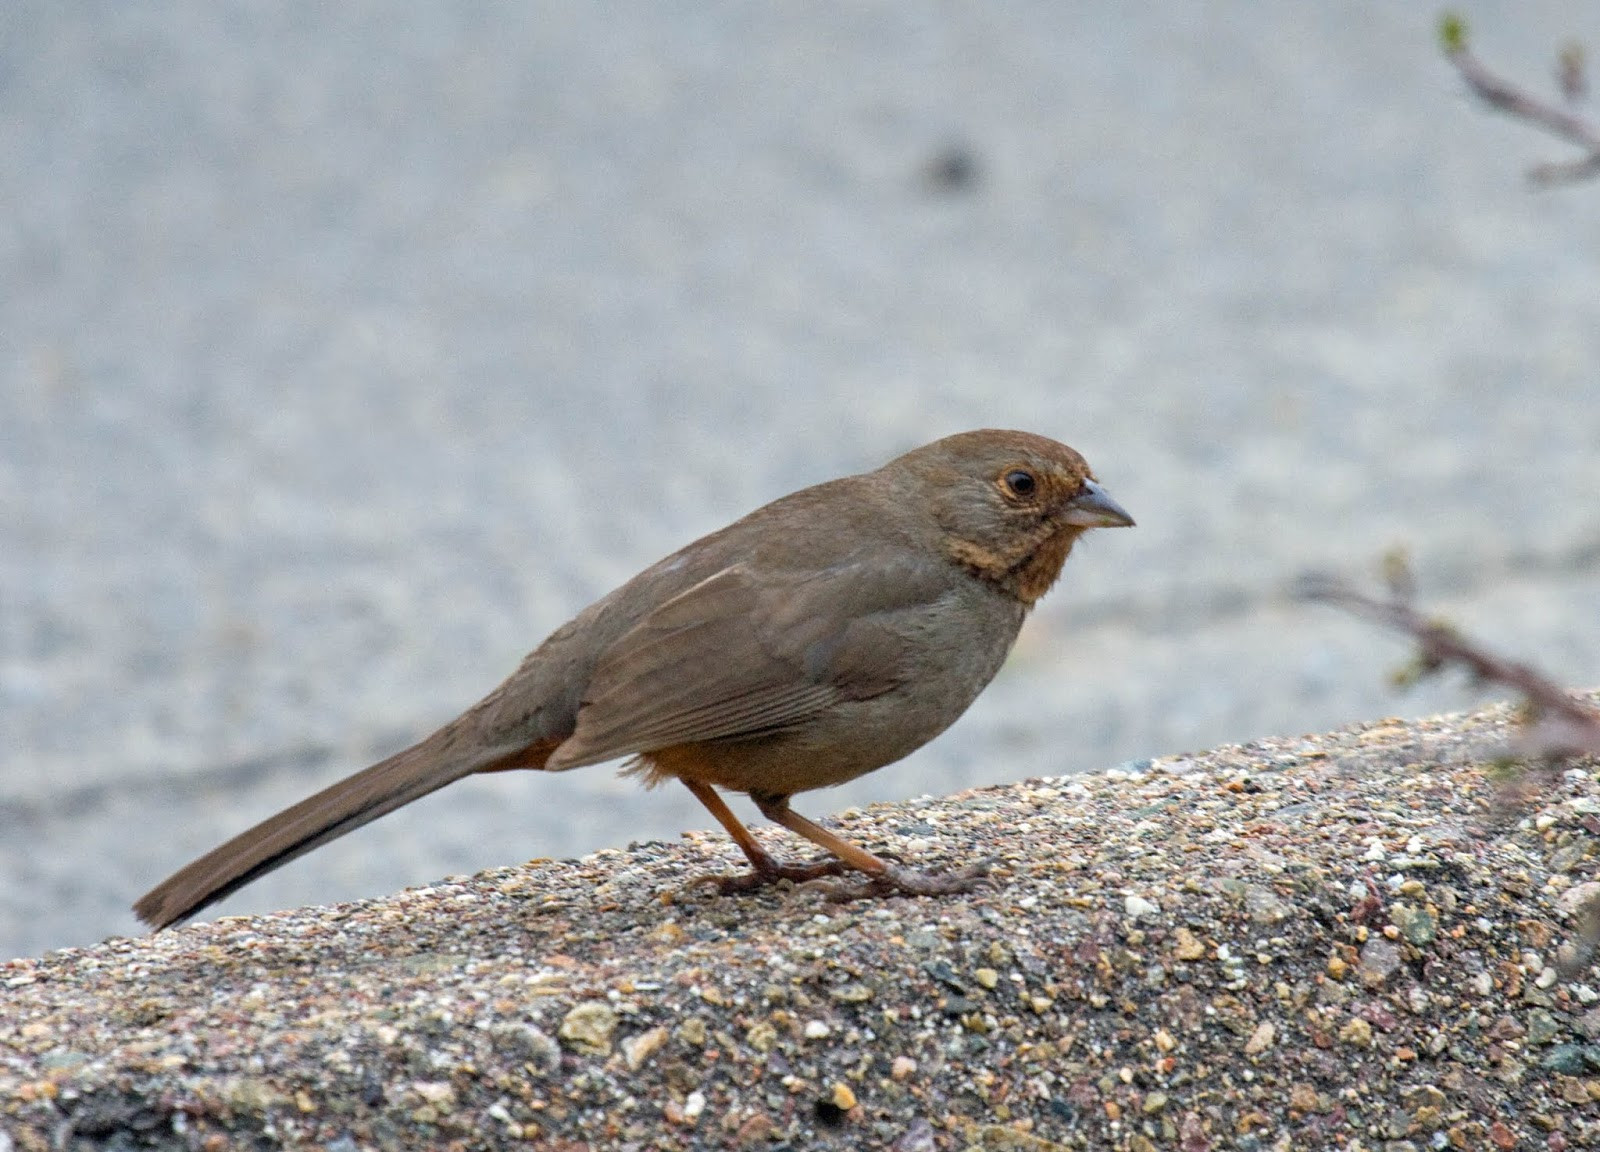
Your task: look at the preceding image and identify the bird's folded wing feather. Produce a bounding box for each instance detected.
[545,560,949,770]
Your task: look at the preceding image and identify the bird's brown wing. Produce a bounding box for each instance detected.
[544,560,949,770]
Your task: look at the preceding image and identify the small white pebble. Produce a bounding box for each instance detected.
[683,1090,705,1121]
[413,1082,455,1106]
[1558,882,1600,916]
[1534,814,1558,832]
[1535,967,1559,990]
[1469,972,1493,997]
[1574,985,1598,1005]
[804,1020,831,1039]
[1124,895,1160,920]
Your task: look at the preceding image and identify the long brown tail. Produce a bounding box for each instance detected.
[134,721,557,930]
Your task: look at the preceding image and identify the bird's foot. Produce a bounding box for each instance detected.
[823,859,992,902]
[700,856,855,894]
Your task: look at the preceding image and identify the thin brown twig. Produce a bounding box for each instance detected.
[1529,151,1600,185]
[1295,572,1600,759]
[1441,17,1600,186]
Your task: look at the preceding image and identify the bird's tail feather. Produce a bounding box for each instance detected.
[134,723,556,930]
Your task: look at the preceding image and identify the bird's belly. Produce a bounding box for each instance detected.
[646,607,1021,797]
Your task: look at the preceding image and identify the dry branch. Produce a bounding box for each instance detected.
[1440,13,1600,185]
[1297,571,1600,760]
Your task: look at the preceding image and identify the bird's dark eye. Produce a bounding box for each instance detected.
[1003,469,1038,498]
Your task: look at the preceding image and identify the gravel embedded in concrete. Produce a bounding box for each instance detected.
[3,700,1599,1149]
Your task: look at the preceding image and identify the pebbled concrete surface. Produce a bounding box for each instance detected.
[3,2,1598,958]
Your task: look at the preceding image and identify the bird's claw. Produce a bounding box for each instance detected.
[822,858,993,902]
[697,856,856,895]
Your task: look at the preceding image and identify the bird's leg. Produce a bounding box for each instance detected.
[748,793,989,901]
[680,780,852,891]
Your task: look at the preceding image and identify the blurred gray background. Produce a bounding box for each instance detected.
[4,3,1597,960]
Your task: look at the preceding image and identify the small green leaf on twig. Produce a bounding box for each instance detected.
[1388,656,1430,691]
[1439,12,1469,57]
[1381,545,1414,602]
[1559,40,1587,104]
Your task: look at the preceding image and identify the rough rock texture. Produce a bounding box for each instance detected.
[3,701,1599,1151]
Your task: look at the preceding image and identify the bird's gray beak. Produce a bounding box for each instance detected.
[1061,479,1135,528]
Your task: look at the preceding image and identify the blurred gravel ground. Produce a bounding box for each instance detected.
[2,2,1598,957]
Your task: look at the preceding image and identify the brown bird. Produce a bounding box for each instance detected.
[135,429,1133,928]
